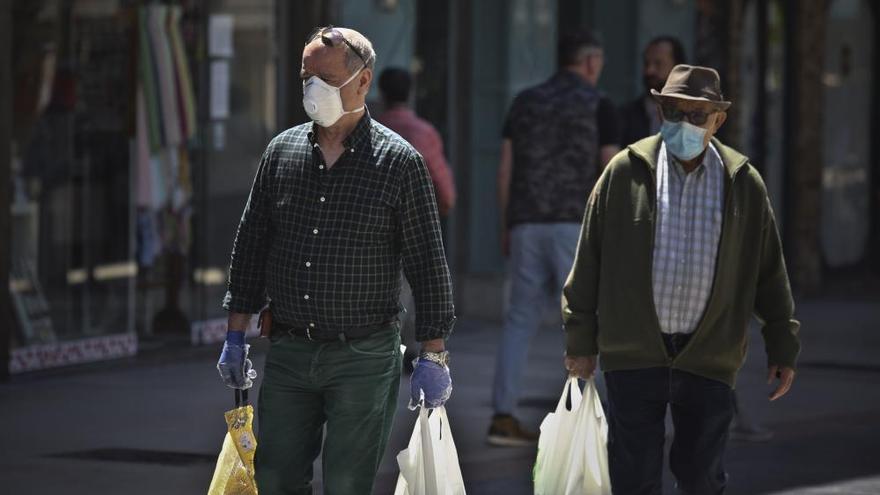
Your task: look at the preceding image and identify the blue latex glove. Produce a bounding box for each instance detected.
[217,331,257,389]
[410,358,452,409]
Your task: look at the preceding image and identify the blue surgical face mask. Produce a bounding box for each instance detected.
[660,121,708,160]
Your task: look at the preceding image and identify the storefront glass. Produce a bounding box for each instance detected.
[9,0,211,370]
[188,0,278,342]
[11,1,136,357]
[737,0,787,221]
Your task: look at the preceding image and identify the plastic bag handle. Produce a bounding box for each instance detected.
[555,376,582,413]
[582,378,604,418]
[235,388,249,407]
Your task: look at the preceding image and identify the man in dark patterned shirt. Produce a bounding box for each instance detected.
[216,26,455,494]
[490,31,620,446]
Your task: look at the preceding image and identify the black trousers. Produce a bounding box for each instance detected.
[605,364,735,495]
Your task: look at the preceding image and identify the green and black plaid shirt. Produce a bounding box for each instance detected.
[222,113,456,341]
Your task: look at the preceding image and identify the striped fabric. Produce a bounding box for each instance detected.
[652,142,724,335]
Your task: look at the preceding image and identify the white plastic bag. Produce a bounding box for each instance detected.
[566,377,612,494]
[534,377,611,495]
[534,377,583,495]
[394,406,466,495]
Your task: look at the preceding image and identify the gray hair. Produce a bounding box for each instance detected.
[308,26,377,75]
[339,28,376,73]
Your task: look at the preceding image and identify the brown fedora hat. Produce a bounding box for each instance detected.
[650,64,731,110]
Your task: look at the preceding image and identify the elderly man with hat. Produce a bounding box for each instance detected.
[562,65,800,494]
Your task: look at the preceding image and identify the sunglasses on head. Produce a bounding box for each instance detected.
[660,104,717,126]
[307,25,368,68]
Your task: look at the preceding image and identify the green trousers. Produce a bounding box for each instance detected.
[254,326,402,495]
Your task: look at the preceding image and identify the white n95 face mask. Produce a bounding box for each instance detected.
[302,68,364,127]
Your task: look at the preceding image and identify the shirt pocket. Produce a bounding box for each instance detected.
[336,191,397,244]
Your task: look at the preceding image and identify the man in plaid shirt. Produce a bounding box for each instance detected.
[216,26,455,494]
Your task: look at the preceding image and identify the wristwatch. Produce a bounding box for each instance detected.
[419,350,450,367]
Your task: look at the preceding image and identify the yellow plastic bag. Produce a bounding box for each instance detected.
[208,390,259,495]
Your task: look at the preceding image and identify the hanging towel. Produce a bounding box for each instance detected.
[167,6,198,142]
[135,86,154,208]
[138,6,163,150]
[148,5,182,147]
[177,146,193,205]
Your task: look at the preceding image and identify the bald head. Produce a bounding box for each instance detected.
[305,26,376,76]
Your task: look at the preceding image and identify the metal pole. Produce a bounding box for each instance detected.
[0,0,12,381]
[448,0,472,287]
[870,4,880,274]
[754,0,769,175]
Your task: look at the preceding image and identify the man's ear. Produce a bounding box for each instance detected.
[358,69,373,96]
[713,111,728,133]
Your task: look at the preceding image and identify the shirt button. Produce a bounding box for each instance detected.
[309,323,316,328]
[349,148,355,153]
[303,294,310,300]
[305,261,311,268]
[313,229,319,235]
[319,196,326,202]
[319,165,325,170]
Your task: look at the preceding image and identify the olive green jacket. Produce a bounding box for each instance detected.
[562,135,801,387]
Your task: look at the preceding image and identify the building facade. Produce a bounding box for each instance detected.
[3,0,877,375]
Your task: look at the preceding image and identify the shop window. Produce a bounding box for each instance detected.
[821,0,874,266]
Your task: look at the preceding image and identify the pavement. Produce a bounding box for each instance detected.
[1,298,879,494]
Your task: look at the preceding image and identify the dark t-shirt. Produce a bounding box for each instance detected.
[502,71,620,227]
[596,96,621,147]
[504,94,619,146]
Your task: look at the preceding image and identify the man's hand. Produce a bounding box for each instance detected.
[217,330,257,389]
[564,354,597,380]
[767,365,795,401]
[410,359,452,409]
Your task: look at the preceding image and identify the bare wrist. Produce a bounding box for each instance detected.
[420,339,446,353]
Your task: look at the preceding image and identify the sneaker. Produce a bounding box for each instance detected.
[487,414,539,447]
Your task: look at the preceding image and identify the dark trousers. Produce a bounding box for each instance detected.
[605,365,735,495]
[254,326,402,495]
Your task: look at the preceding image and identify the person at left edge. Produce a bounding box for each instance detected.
[217,25,456,495]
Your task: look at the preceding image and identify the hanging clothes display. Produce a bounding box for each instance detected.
[135,4,197,266]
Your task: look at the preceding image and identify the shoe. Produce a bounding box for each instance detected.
[729,423,774,442]
[487,414,539,447]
